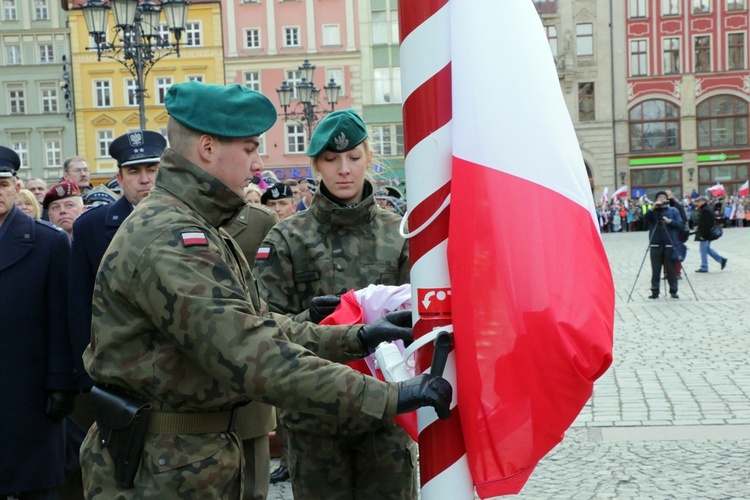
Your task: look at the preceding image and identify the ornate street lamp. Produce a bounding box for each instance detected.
[78,0,190,130]
[276,59,342,140]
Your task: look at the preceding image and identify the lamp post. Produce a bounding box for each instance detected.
[619,171,626,184]
[79,0,189,130]
[276,59,341,140]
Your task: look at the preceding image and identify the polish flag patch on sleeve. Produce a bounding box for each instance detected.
[181,231,208,246]
[256,246,271,260]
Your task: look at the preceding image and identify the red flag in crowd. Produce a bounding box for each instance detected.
[612,185,629,200]
[738,180,749,197]
[707,183,726,197]
[447,0,615,497]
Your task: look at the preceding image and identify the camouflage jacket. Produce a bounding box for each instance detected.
[82,149,398,496]
[256,180,409,435]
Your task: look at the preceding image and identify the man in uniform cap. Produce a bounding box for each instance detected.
[80,81,451,497]
[0,145,76,498]
[83,184,119,208]
[43,179,83,236]
[261,182,297,221]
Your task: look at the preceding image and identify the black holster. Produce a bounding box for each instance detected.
[90,385,152,488]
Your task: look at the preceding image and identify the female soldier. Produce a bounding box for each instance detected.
[256,109,414,499]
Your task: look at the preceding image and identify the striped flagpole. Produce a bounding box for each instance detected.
[398,1,474,497]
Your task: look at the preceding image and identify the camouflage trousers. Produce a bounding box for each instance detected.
[81,422,244,499]
[287,425,417,500]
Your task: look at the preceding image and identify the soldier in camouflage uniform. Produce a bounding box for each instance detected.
[255,109,415,499]
[80,83,452,498]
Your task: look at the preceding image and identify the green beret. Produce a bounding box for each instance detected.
[306,108,368,157]
[165,82,277,138]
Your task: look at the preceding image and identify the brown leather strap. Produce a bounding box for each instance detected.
[147,409,235,435]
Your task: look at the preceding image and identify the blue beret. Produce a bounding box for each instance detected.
[0,145,20,178]
[165,82,277,138]
[306,109,368,157]
[109,130,166,167]
[83,185,118,206]
[261,183,294,204]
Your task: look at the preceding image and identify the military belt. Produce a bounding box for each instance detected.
[147,409,237,434]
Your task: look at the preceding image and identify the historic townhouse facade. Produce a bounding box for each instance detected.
[0,0,76,183]
[617,0,749,199]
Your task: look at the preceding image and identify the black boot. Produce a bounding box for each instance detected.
[648,291,659,299]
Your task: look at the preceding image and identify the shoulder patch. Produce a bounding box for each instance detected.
[256,245,271,260]
[35,219,64,232]
[181,231,208,246]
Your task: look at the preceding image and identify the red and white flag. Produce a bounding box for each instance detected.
[447,0,614,497]
[600,186,609,205]
[739,180,749,197]
[708,183,726,197]
[612,185,629,200]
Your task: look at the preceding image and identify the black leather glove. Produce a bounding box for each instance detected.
[357,310,413,355]
[45,391,76,422]
[397,373,452,420]
[309,295,341,324]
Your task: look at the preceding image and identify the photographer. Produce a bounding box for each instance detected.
[643,191,683,299]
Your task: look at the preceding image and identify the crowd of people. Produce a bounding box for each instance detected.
[0,82,452,500]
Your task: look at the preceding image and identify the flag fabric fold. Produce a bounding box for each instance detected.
[447,0,614,497]
[739,180,749,197]
[600,186,609,205]
[612,185,629,200]
[708,183,726,197]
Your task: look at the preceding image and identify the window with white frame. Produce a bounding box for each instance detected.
[44,135,62,170]
[8,86,25,114]
[34,0,48,20]
[155,76,173,104]
[40,84,58,113]
[694,35,711,72]
[283,26,300,47]
[693,0,711,13]
[726,0,745,10]
[3,0,17,21]
[370,124,404,156]
[125,78,137,106]
[186,75,204,82]
[545,25,558,60]
[6,45,21,65]
[630,39,648,76]
[97,130,114,158]
[662,0,680,15]
[285,69,302,99]
[10,137,28,169]
[576,23,594,56]
[39,44,54,64]
[326,68,345,97]
[728,33,745,70]
[245,28,261,49]
[322,24,340,46]
[629,0,647,17]
[663,37,680,74]
[372,11,388,45]
[244,71,260,91]
[157,24,170,44]
[373,67,402,104]
[94,80,111,107]
[185,22,201,47]
[286,124,306,154]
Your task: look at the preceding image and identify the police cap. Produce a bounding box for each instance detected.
[109,130,166,167]
[165,82,277,138]
[83,184,118,206]
[43,180,81,210]
[306,109,368,157]
[261,183,294,205]
[0,145,20,178]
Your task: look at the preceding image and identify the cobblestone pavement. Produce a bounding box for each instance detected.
[269,228,750,499]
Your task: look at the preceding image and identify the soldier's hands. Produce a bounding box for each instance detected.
[396,373,452,419]
[309,295,341,324]
[357,310,413,355]
[45,391,76,422]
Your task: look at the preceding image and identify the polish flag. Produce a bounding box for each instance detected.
[612,185,629,200]
[600,186,609,205]
[447,1,614,497]
[707,183,726,197]
[739,180,749,197]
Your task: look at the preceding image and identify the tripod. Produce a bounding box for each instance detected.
[627,218,698,302]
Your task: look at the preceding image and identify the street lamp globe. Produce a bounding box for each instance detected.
[324,78,341,108]
[111,0,138,28]
[162,0,189,37]
[80,0,110,42]
[138,1,163,39]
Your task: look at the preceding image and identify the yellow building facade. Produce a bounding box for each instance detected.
[67,0,224,181]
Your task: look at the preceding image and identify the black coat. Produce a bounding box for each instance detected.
[0,206,74,494]
[69,196,133,390]
[695,204,715,241]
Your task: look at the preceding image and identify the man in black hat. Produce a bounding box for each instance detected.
[261,182,297,221]
[643,190,683,299]
[0,145,76,499]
